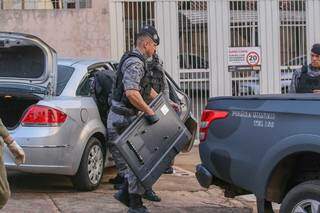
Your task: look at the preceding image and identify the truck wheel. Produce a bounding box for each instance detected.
[72,137,104,191]
[280,180,320,213]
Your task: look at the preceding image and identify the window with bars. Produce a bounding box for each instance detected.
[178,1,209,70]
[122,1,155,52]
[279,0,307,94]
[229,0,260,96]
[178,1,209,123]
[0,0,92,9]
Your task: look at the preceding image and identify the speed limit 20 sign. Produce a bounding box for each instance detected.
[228,47,261,67]
[246,51,260,66]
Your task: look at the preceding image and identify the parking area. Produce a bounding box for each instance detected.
[2,147,254,213]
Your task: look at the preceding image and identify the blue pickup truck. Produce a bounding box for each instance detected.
[196,94,320,213]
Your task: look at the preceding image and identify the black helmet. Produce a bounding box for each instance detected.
[137,25,160,46]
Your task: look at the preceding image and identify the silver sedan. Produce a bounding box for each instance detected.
[0,32,196,191]
[0,32,113,191]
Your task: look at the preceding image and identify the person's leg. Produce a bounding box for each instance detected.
[108,128,130,206]
[163,159,175,174]
[0,143,10,209]
[143,187,161,202]
[108,112,149,212]
[107,112,128,184]
[127,169,149,213]
[108,143,127,189]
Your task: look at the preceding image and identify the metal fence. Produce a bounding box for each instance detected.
[178,1,209,122]
[279,0,307,93]
[117,0,209,122]
[229,0,260,96]
[122,1,155,52]
[0,0,92,9]
[110,0,316,121]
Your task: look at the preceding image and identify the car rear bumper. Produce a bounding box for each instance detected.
[4,145,75,175]
[196,163,252,198]
[3,121,83,175]
[195,164,214,188]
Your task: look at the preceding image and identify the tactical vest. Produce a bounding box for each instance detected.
[112,51,153,109]
[296,65,320,93]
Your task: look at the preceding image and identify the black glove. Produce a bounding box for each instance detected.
[144,114,160,125]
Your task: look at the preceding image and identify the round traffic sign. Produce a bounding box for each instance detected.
[246,51,260,66]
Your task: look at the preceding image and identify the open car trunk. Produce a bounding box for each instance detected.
[0,32,57,95]
[0,94,41,129]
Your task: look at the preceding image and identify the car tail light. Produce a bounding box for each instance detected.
[199,110,229,143]
[21,105,67,127]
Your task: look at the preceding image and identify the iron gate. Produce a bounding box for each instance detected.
[111,0,209,122]
[229,0,260,96]
[279,0,307,93]
[110,0,313,121]
[178,1,209,122]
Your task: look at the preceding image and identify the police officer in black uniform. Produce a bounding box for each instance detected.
[107,25,161,213]
[290,43,320,93]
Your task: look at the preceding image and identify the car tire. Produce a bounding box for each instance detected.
[280,180,320,213]
[71,136,105,191]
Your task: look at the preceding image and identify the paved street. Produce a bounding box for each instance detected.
[1,148,254,213]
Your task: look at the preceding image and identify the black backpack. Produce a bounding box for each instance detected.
[90,68,116,126]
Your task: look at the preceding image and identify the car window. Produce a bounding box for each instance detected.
[76,63,115,97]
[56,65,75,95]
[165,73,191,121]
[167,79,181,104]
[77,76,92,97]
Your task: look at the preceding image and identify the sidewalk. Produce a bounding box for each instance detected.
[2,147,254,213]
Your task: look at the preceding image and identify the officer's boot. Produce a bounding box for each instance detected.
[128,194,149,213]
[143,188,161,202]
[109,174,124,185]
[110,174,125,190]
[114,179,129,207]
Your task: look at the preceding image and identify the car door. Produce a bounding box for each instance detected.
[0,32,57,95]
[165,72,198,152]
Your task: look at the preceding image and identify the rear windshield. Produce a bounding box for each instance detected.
[56,65,74,95]
[0,45,45,78]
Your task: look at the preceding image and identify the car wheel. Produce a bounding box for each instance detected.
[280,180,320,213]
[72,136,104,191]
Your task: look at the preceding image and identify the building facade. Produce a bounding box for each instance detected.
[0,0,110,59]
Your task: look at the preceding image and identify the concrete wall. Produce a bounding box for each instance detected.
[0,0,110,59]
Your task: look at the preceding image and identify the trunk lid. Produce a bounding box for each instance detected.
[0,32,57,95]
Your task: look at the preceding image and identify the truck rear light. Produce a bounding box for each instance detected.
[199,110,228,143]
[21,105,67,127]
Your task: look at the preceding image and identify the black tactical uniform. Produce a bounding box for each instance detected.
[290,44,320,93]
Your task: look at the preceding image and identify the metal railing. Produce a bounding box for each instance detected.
[117,0,209,122]
[178,0,209,122]
[0,0,92,9]
[279,0,307,94]
[121,1,155,52]
[229,0,260,96]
